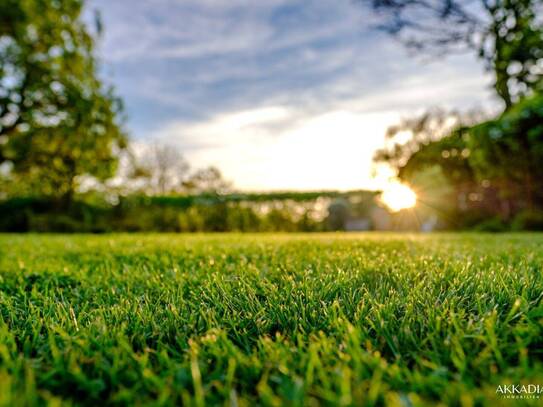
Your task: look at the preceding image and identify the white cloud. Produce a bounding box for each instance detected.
[153,106,294,151]
[149,104,398,191]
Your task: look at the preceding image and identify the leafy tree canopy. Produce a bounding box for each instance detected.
[0,0,126,202]
[468,92,543,206]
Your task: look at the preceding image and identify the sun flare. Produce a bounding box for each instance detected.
[381,183,417,212]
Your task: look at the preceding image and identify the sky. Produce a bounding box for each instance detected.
[87,0,497,191]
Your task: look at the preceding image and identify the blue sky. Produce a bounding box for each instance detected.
[87,0,497,190]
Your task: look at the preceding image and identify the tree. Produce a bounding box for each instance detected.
[360,0,543,109]
[375,93,543,223]
[374,110,494,225]
[374,109,485,181]
[468,92,543,213]
[375,109,467,171]
[0,0,125,203]
[326,198,350,230]
[183,166,231,194]
[127,143,190,195]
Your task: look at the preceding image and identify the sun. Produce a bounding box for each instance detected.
[381,182,417,212]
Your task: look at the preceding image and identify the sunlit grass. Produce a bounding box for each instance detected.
[0,233,542,405]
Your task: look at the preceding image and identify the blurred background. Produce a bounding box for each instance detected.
[0,0,542,232]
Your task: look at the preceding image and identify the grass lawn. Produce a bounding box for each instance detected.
[0,233,542,406]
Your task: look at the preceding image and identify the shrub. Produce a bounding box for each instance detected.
[511,210,543,231]
[473,217,509,232]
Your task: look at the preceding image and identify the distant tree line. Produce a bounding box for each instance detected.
[0,191,380,233]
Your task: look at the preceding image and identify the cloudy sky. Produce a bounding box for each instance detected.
[87,0,496,191]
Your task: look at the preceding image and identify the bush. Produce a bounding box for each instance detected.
[473,217,509,232]
[511,210,543,231]
[28,214,85,233]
